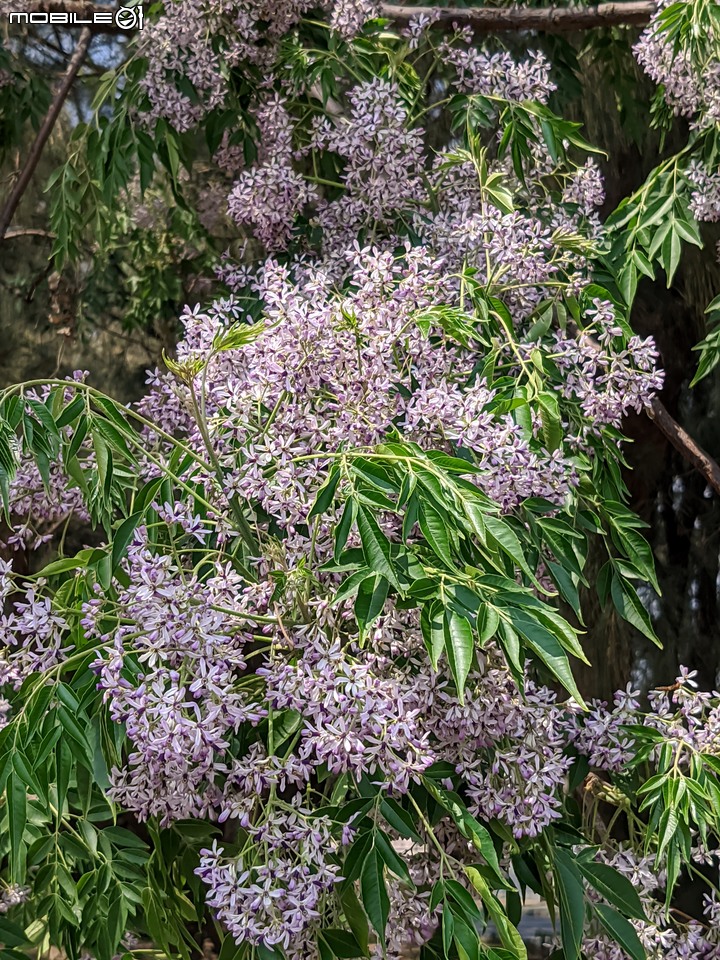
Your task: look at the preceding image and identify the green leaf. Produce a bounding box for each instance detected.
[419,501,454,567]
[421,600,446,670]
[538,392,563,453]
[375,831,412,883]
[509,604,588,664]
[64,413,88,467]
[673,217,702,247]
[93,417,135,464]
[577,861,647,921]
[380,799,422,842]
[354,574,389,630]
[91,426,110,490]
[356,507,401,591]
[111,511,143,570]
[0,918,29,948]
[335,499,357,561]
[442,901,455,958]
[445,878,483,924]
[657,807,678,859]
[26,398,60,444]
[497,621,523,677]
[484,516,539,586]
[661,227,682,286]
[0,418,19,476]
[310,467,341,519]
[6,773,26,882]
[510,609,586,705]
[465,868,527,960]
[594,904,645,960]
[690,324,720,387]
[554,849,585,960]
[422,781,503,883]
[546,561,583,620]
[319,929,367,960]
[476,605,500,645]
[32,556,85,578]
[444,610,475,701]
[609,527,659,592]
[335,569,374,606]
[339,885,370,957]
[360,849,389,938]
[12,753,45,803]
[57,706,93,764]
[610,575,661,647]
[342,833,373,889]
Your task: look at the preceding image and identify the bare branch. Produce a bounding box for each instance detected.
[381,1,656,31]
[0,27,92,242]
[647,398,720,497]
[3,227,56,240]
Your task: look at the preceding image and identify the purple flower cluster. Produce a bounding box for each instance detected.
[0,885,30,914]
[0,378,91,554]
[439,46,557,102]
[0,575,71,689]
[634,1,720,128]
[562,159,606,217]
[580,843,720,958]
[1,13,685,957]
[261,634,436,792]
[415,651,574,837]
[227,96,318,251]
[553,298,665,429]
[90,535,267,823]
[196,802,342,951]
[687,160,720,223]
[565,683,641,772]
[136,0,380,132]
[308,79,427,261]
[0,455,88,553]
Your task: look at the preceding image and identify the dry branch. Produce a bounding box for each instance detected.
[3,227,56,240]
[648,398,720,496]
[380,1,655,31]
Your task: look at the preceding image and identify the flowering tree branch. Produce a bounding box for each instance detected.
[0,26,92,242]
[648,398,720,496]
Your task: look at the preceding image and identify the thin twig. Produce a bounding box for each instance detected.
[0,27,92,241]
[3,227,56,240]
